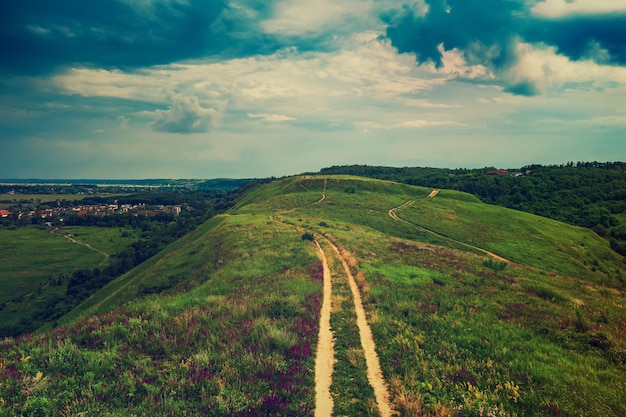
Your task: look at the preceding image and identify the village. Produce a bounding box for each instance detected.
[0,201,183,221]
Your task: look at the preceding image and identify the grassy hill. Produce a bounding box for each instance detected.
[1,175,625,416]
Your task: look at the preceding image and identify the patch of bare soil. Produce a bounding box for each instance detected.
[427,189,439,198]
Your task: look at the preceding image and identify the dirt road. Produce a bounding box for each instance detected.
[389,196,509,263]
[320,236,395,417]
[388,200,414,221]
[52,228,110,265]
[271,180,395,416]
[427,189,439,198]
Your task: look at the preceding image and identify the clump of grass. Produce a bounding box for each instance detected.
[483,259,507,271]
[529,284,565,303]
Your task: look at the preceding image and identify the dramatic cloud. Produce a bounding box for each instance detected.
[532,0,626,17]
[150,95,221,134]
[0,0,278,75]
[383,0,626,95]
[1,0,625,179]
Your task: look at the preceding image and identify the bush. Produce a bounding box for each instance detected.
[301,231,314,241]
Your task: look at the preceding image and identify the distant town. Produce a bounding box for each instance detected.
[0,201,184,222]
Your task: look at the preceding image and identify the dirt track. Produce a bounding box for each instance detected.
[389,193,509,263]
[322,237,394,417]
[52,228,110,265]
[313,241,335,416]
[272,178,394,415]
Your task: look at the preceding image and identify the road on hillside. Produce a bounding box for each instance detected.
[52,228,110,266]
[389,191,509,263]
[270,176,395,417]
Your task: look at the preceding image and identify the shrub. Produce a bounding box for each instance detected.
[301,231,314,241]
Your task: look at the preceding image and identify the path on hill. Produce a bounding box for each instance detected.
[427,189,439,198]
[270,178,395,416]
[389,193,509,263]
[52,228,110,266]
[319,236,395,417]
[314,179,327,204]
[388,199,414,221]
[269,178,327,221]
[313,240,335,417]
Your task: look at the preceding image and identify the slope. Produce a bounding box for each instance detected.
[1,175,625,417]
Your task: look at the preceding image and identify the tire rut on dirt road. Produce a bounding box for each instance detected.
[270,178,395,416]
[313,240,335,417]
[320,236,395,417]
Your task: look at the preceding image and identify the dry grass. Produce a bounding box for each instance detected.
[355,270,370,293]
[389,376,424,417]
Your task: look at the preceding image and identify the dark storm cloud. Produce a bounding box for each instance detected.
[383,0,526,70]
[525,14,626,65]
[383,0,626,95]
[0,0,279,75]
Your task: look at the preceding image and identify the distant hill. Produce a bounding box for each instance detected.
[0,178,257,190]
[318,162,626,255]
[1,175,625,416]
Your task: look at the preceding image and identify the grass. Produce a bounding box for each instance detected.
[330,226,626,416]
[401,194,625,286]
[1,209,322,416]
[1,175,625,416]
[0,225,140,333]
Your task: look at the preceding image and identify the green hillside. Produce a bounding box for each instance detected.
[1,175,625,416]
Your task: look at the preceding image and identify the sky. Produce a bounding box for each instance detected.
[1,0,625,179]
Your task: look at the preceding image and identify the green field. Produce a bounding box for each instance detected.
[0,226,140,331]
[1,175,625,416]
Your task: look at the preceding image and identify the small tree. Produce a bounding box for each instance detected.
[301,231,315,241]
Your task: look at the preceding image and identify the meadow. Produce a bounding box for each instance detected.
[0,226,139,333]
[1,175,625,416]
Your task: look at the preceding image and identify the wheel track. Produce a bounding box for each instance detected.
[318,235,395,417]
[271,177,394,416]
[313,240,335,417]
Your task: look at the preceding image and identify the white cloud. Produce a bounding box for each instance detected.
[149,95,221,134]
[49,31,448,130]
[355,119,463,131]
[260,0,376,36]
[247,113,296,122]
[507,42,626,93]
[532,0,626,17]
[52,68,168,102]
[400,120,464,128]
